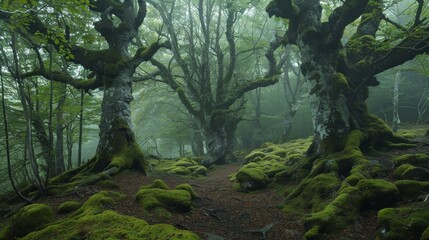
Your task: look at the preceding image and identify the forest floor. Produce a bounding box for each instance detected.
[11,133,429,240]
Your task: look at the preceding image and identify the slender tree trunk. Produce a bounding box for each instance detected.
[191,124,204,156]
[1,61,30,203]
[392,71,400,133]
[55,83,67,175]
[78,89,84,167]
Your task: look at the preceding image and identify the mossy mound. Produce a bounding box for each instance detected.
[235,166,270,191]
[394,180,429,201]
[232,137,312,190]
[10,191,199,239]
[377,206,429,240]
[394,153,429,168]
[57,201,82,214]
[154,158,207,177]
[135,179,196,216]
[1,203,55,239]
[394,154,429,181]
[357,179,399,210]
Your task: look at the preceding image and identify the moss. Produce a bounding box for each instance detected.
[377,207,429,240]
[46,172,111,196]
[135,180,195,213]
[57,201,82,214]
[402,166,429,181]
[304,186,362,238]
[140,179,169,190]
[22,209,199,240]
[394,153,429,168]
[357,179,399,210]
[393,163,415,179]
[74,191,126,216]
[284,173,341,213]
[175,184,199,200]
[96,179,120,189]
[161,158,207,177]
[236,167,270,191]
[93,118,148,173]
[136,188,192,212]
[8,203,55,239]
[394,180,429,200]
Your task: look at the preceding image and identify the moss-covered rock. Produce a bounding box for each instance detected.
[6,204,55,239]
[236,167,269,191]
[57,201,82,214]
[394,153,429,169]
[16,191,199,239]
[135,179,195,214]
[357,179,399,210]
[394,180,429,201]
[22,209,199,240]
[161,158,208,177]
[377,207,429,240]
[175,183,199,200]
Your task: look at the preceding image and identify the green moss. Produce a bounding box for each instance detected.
[357,179,399,210]
[377,207,429,240]
[175,184,199,200]
[284,173,341,213]
[74,191,126,216]
[22,209,199,240]
[394,180,429,200]
[8,203,55,239]
[393,164,415,179]
[394,153,429,168]
[96,179,120,189]
[57,201,82,214]
[93,118,148,173]
[236,167,269,191]
[402,166,429,181]
[303,186,362,238]
[14,190,199,239]
[46,172,111,196]
[161,158,207,177]
[136,188,192,212]
[140,179,169,190]
[135,180,195,213]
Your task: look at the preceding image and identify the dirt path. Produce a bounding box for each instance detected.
[113,164,305,240]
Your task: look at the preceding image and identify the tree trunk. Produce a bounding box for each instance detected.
[392,71,400,132]
[55,83,67,175]
[91,70,147,173]
[191,125,204,156]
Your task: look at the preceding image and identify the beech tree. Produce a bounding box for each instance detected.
[267,0,428,156]
[266,0,429,237]
[144,0,283,166]
[0,0,167,175]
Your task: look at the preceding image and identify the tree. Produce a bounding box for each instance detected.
[266,0,429,237]
[144,0,283,166]
[0,0,168,176]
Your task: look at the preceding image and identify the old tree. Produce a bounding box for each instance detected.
[266,0,429,238]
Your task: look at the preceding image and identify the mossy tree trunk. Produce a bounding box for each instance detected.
[267,0,429,157]
[267,0,429,237]
[1,0,167,175]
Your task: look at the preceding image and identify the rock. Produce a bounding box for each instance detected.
[6,204,55,239]
[377,207,429,240]
[236,167,269,191]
